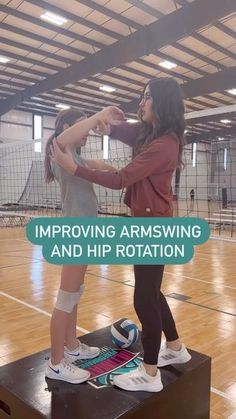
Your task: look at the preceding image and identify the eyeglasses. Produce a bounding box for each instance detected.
[140,93,151,104]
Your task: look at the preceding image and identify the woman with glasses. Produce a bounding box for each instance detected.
[51,78,191,392]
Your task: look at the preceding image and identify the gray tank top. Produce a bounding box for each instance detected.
[51,148,98,217]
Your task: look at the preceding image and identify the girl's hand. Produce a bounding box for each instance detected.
[93,120,111,136]
[50,140,77,175]
[97,106,125,127]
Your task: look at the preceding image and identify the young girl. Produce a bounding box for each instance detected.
[44,109,117,384]
[51,78,191,392]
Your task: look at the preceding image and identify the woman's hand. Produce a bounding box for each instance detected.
[51,140,77,175]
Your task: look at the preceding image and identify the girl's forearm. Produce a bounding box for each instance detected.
[57,113,101,148]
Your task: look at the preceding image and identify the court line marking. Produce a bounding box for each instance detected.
[3,248,234,287]
[0,238,28,242]
[184,300,236,317]
[90,270,236,292]
[0,291,235,402]
[3,240,235,290]
[122,277,236,316]
[164,271,236,291]
[0,290,89,334]
[211,236,236,243]
[0,253,43,261]
[211,387,236,402]
[0,262,42,270]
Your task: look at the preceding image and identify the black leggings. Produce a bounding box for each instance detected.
[134,265,179,365]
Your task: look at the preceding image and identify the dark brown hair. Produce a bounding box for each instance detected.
[44,109,86,183]
[135,78,186,167]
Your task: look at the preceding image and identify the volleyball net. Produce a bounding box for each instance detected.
[0,129,236,239]
[0,133,131,223]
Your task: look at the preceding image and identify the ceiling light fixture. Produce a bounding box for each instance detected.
[0,56,10,64]
[227,88,236,95]
[127,119,138,124]
[41,11,68,26]
[220,119,231,124]
[99,85,116,93]
[159,60,177,70]
[56,104,71,110]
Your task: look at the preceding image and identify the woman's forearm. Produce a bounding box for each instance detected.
[85,159,117,171]
[57,113,101,148]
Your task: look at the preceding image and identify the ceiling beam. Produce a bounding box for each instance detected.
[186,104,236,120]
[16,106,57,117]
[0,78,30,88]
[39,92,115,110]
[74,0,141,30]
[1,63,50,79]
[0,37,76,66]
[0,70,39,84]
[19,101,93,116]
[51,88,123,106]
[2,24,230,107]
[17,104,58,115]
[175,0,188,6]
[124,0,163,19]
[214,22,236,39]
[122,61,190,82]
[187,126,236,142]
[0,71,134,102]
[0,23,89,58]
[0,88,16,95]
[0,28,232,107]
[172,41,225,71]
[0,0,235,116]
[150,51,206,76]
[0,50,61,72]
[28,96,100,113]
[26,0,121,41]
[73,82,134,102]
[192,33,236,61]
[3,15,229,102]
[0,5,103,50]
[123,66,236,112]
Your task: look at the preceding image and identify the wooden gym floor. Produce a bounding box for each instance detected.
[0,227,236,418]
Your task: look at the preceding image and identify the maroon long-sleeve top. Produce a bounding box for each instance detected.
[75,123,179,217]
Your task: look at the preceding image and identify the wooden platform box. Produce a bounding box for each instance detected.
[0,325,211,419]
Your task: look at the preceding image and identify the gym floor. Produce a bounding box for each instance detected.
[0,227,236,418]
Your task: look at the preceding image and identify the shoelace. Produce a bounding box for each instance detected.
[125,364,144,378]
[62,360,78,373]
[79,343,89,352]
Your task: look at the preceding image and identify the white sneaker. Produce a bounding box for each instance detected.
[113,364,163,392]
[64,341,100,362]
[45,358,90,384]
[158,343,191,367]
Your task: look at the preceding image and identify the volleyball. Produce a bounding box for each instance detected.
[111,318,139,349]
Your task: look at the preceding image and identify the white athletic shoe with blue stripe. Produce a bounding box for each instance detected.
[64,341,100,362]
[45,358,90,384]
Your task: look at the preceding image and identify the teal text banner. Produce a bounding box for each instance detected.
[26,217,210,265]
